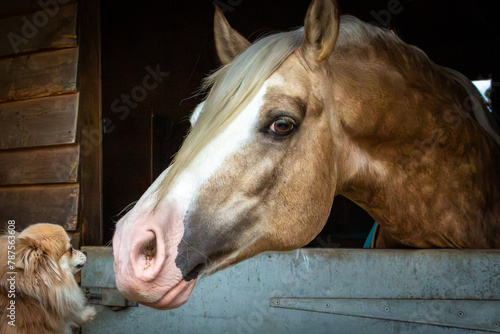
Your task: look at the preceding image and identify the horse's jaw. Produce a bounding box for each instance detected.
[141,278,198,310]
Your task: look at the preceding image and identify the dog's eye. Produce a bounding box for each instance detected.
[69,246,73,253]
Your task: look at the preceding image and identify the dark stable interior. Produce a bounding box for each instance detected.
[100,0,499,247]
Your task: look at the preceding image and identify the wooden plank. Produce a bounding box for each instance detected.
[0,144,79,185]
[77,0,102,246]
[0,183,79,231]
[0,0,76,18]
[0,47,78,102]
[0,3,77,57]
[0,93,78,149]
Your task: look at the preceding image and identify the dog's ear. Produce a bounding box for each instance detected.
[16,236,62,278]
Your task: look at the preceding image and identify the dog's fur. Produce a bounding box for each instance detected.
[0,223,96,334]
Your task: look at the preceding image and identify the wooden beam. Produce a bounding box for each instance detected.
[0,93,79,149]
[0,0,76,18]
[0,47,78,102]
[0,144,79,185]
[0,3,77,57]
[0,183,79,231]
[77,0,102,245]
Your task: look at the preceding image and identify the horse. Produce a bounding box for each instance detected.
[113,0,500,310]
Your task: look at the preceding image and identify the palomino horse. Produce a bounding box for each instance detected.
[113,0,500,310]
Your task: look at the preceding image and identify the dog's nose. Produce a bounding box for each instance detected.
[83,251,87,257]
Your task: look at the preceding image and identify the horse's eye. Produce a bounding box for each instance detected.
[69,247,73,253]
[269,117,295,136]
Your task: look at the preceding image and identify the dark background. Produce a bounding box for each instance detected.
[100,0,499,245]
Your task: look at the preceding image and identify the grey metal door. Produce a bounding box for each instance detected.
[81,248,500,333]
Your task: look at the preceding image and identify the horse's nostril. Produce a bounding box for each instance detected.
[138,233,157,270]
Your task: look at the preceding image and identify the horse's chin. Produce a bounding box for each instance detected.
[141,278,198,310]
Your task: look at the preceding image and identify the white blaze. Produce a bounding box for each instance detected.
[155,79,279,214]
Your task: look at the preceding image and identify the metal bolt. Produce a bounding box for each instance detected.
[325,302,330,308]
[274,299,280,306]
[493,321,500,327]
[457,311,464,317]
[384,306,391,312]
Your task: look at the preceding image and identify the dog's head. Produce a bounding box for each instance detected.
[15,224,87,280]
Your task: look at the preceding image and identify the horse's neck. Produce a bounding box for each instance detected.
[332,69,500,248]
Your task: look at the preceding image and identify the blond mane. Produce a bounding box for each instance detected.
[155,29,304,204]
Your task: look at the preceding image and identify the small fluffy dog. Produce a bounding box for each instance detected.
[0,223,96,334]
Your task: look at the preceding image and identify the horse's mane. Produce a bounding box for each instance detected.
[337,16,500,146]
[155,28,304,203]
[155,15,500,205]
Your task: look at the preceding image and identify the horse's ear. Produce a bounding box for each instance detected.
[301,0,340,62]
[214,6,251,65]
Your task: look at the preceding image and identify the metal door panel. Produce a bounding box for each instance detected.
[81,248,500,333]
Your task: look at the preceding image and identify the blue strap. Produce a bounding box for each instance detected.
[363,222,379,249]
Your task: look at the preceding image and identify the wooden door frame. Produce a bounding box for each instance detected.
[77,0,103,246]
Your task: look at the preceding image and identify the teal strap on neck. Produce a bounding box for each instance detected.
[363,222,379,249]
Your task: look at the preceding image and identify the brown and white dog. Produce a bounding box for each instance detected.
[0,223,96,334]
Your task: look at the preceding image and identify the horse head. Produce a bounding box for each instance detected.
[113,0,342,309]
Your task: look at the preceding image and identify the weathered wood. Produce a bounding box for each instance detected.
[78,0,102,245]
[69,232,80,249]
[0,47,78,102]
[0,93,78,149]
[0,0,76,18]
[0,144,79,185]
[0,183,79,231]
[0,3,77,57]
[70,231,81,282]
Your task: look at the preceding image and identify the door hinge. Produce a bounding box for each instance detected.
[82,287,138,309]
